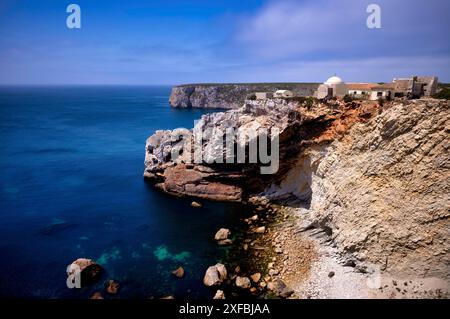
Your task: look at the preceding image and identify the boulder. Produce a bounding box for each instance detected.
[216,264,227,279]
[213,290,225,299]
[191,201,202,208]
[203,263,227,287]
[235,276,251,289]
[250,273,261,283]
[67,258,103,287]
[105,279,120,295]
[172,266,185,278]
[215,228,231,241]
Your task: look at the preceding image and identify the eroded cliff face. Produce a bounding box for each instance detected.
[169,83,319,109]
[264,99,450,281]
[144,98,319,200]
[144,97,450,284]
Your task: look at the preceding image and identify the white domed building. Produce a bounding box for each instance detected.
[314,75,348,99]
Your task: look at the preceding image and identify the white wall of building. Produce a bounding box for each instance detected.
[330,83,348,97]
[274,90,294,98]
[369,91,390,100]
[315,75,347,98]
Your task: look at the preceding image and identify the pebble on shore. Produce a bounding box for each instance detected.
[213,290,225,299]
[235,276,251,289]
[267,279,294,298]
[254,226,266,234]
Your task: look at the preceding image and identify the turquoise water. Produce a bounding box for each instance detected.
[0,86,245,298]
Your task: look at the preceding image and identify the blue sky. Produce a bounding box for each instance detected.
[0,0,449,84]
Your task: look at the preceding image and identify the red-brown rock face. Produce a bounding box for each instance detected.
[144,97,368,202]
[156,164,243,202]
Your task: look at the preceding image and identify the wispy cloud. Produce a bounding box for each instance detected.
[206,0,450,83]
[234,0,450,61]
[0,0,449,84]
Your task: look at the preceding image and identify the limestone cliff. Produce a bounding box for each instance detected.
[144,97,450,288]
[169,83,319,109]
[264,99,450,281]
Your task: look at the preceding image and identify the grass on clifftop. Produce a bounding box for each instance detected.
[433,87,450,100]
[175,82,320,87]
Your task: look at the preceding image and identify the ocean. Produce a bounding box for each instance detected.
[0,86,245,299]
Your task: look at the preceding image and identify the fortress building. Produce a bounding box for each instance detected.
[314,75,348,99]
[315,75,439,101]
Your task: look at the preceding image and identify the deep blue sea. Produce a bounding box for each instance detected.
[0,86,245,299]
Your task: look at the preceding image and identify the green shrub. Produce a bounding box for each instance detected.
[343,94,353,103]
[285,96,306,103]
[433,87,450,100]
[305,96,315,109]
[246,93,256,100]
[285,96,316,108]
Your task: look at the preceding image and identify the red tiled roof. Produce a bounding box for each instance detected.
[347,83,395,91]
[347,83,377,90]
[371,83,395,90]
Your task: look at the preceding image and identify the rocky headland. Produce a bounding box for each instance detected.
[169,83,319,109]
[144,95,450,299]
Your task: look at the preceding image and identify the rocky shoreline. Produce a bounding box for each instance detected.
[67,195,449,299]
[246,200,450,299]
[185,200,304,299]
[199,196,449,299]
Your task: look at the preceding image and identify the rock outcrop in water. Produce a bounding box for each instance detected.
[144,95,450,291]
[144,97,338,201]
[169,83,319,109]
[67,258,103,287]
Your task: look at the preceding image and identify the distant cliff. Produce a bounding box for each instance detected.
[169,83,319,109]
